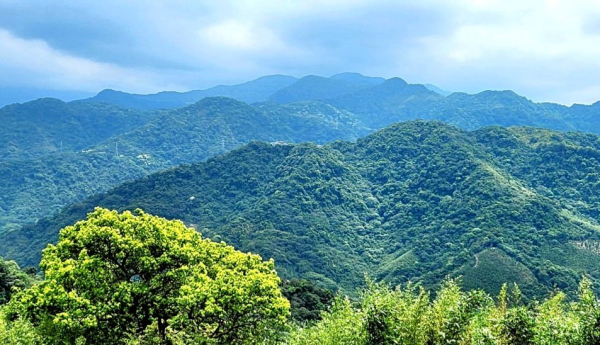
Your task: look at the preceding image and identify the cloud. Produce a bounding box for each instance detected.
[413,0,600,104]
[0,0,599,104]
[0,29,179,93]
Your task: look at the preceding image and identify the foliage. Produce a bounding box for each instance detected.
[7,208,289,344]
[288,296,366,345]
[280,279,335,323]
[290,278,600,345]
[0,308,41,344]
[0,258,38,305]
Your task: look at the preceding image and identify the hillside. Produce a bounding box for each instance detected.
[325,77,443,128]
[0,97,367,233]
[0,98,153,160]
[6,121,600,298]
[4,72,600,259]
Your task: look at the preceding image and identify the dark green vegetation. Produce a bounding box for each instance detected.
[0,258,38,305]
[281,279,335,323]
[7,121,600,299]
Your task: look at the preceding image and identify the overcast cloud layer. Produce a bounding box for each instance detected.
[1,0,599,105]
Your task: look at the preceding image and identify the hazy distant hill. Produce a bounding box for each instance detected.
[86,75,298,110]
[269,75,383,104]
[325,77,443,128]
[7,121,600,298]
[77,72,600,137]
[329,72,386,86]
[424,83,452,96]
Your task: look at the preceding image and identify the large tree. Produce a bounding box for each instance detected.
[9,208,289,343]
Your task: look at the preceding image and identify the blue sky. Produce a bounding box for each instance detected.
[1,0,599,105]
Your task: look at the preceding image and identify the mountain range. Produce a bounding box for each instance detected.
[2,72,600,297]
[0,96,367,233]
[5,121,600,299]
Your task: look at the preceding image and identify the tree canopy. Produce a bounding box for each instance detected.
[8,208,289,344]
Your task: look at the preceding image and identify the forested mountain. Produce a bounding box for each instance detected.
[0,97,367,233]
[0,98,153,160]
[86,75,298,110]
[78,72,600,137]
[6,121,600,299]
[325,77,444,128]
[3,72,600,280]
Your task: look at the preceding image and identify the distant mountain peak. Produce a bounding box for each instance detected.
[182,95,247,109]
[95,89,128,96]
[382,77,408,87]
[424,84,451,96]
[329,72,385,86]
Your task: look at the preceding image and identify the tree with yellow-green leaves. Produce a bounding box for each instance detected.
[7,208,289,344]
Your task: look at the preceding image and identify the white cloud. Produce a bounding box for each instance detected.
[0,29,179,93]
[409,0,600,104]
[0,0,599,104]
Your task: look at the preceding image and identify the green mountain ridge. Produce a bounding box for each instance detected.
[0,97,367,232]
[3,72,600,280]
[6,121,600,298]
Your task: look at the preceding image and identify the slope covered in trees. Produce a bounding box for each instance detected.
[0,98,153,160]
[0,97,367,233]
[4,73,600,236]
[6,121,600,298]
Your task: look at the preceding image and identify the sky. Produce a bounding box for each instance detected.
[1,0,600,105]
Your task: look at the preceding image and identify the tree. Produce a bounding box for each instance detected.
[280,278,335,323]
[9,208,289,343]
[0,258,38,304]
